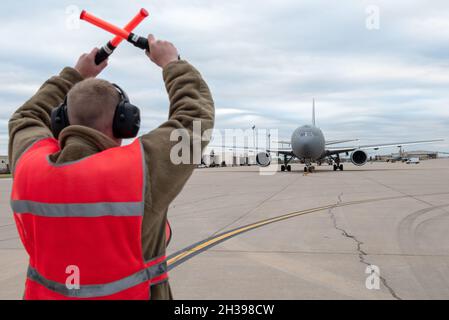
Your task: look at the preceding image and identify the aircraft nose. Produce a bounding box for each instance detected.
[295,140,312,158]
[300,141,312,154]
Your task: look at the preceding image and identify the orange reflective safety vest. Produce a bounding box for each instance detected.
[11,137,170,300]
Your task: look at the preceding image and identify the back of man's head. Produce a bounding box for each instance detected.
[67,78,120,142]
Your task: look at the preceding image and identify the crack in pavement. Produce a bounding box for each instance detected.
[328,193,402,300]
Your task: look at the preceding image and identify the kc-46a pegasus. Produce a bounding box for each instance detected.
[255,100,443,172]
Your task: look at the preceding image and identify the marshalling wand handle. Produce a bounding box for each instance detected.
[80,10,150,58]
[94,8,150,65]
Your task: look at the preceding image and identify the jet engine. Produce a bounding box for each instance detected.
[256,152,271,167]
[350,150,368,166]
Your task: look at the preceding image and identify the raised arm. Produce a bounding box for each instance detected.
[140,35,215,212]
[8,48,108,170]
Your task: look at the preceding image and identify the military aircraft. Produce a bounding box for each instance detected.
[255,100,444,172]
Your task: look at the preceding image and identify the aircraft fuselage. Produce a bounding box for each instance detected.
[291,125,325,162]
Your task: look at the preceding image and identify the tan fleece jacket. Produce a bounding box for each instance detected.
[8,60,215,299]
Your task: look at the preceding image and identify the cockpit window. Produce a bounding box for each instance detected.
[300,131,314,137]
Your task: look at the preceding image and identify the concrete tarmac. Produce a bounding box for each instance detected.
[1,160,449,299]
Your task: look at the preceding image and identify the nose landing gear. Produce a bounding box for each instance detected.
[304,166,315,173]
[304,162,315,173]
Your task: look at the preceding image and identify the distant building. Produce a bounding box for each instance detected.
[202,151,256,167]
[376,150,439,162]
[0,156,9,174]
[374,154,391,162]
[403,151,438,160]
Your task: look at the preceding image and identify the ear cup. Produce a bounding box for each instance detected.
[51,98,70,139]
[51,84,141,140]
[112,101,141,139]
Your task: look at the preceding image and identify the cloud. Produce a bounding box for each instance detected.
[0,0,448,156]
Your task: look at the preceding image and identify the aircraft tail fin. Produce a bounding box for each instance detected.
[312,98,316,126]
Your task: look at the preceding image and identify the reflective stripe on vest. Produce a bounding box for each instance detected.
[11,200,144,217]
[27,256,167,298]
[11,137,169,300]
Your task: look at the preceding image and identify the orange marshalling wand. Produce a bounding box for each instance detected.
[80,9,150,64]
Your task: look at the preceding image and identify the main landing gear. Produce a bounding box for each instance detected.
[331,155,344,171]
[333,164,344,171]
[281,155,293,172]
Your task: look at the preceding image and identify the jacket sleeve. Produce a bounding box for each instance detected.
[140,60,215,213]
[8,67,84,171]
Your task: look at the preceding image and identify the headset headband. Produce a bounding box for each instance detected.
[51,83,140,139]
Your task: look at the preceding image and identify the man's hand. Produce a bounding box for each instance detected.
[145,34,179,68]
[74,48,108,79]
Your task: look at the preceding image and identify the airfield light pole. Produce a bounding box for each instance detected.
[256,127,259,151]
[252,125,256,148]
[251,125,256,166]
[267,133,271,150]
[233,136,237,166]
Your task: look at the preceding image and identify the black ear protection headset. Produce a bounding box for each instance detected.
[51,84,141,139]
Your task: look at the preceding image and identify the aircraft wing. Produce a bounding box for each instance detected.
[269,149,294,155]
[275,139,359,146]
[326,139,444,156]
[207,145,292,154]
[357,139,444,150]
[274,140,291,145]
[325,139,359,146]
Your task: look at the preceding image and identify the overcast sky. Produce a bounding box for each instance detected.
[1,0,449,155]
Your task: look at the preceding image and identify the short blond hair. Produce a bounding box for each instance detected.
[67,78,120,135]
